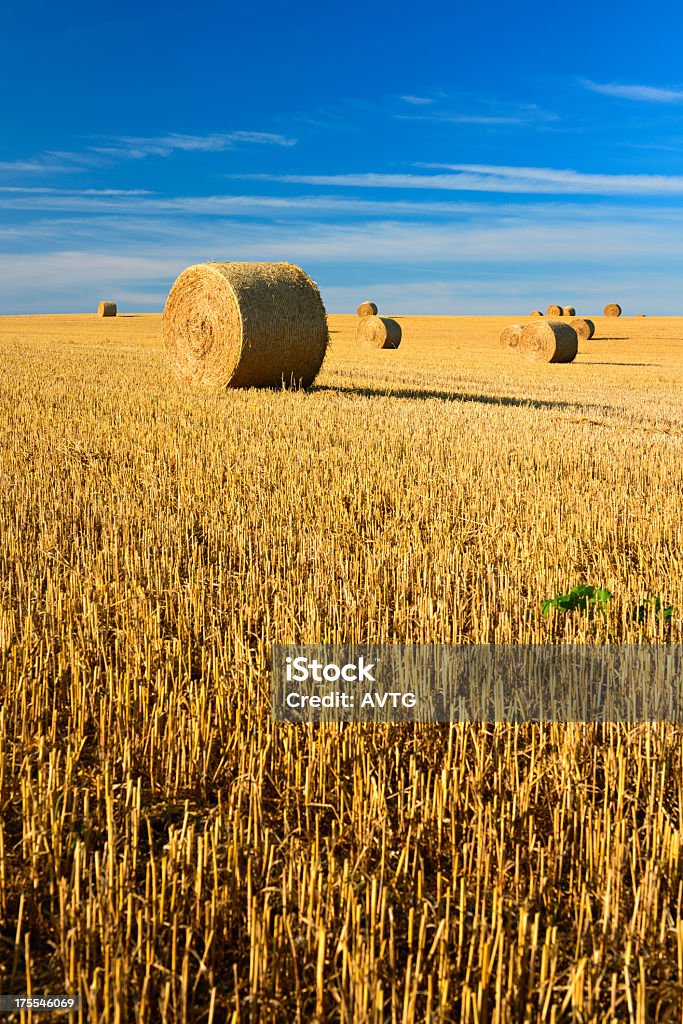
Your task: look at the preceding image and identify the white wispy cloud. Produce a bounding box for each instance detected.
[3,200,683,313]
[90,130,297,159]
[243,164,683,197]
[582,79,683,103]
[0,159,78,174]
[400,95,433,105]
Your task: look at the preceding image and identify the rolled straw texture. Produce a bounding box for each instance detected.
[546,304,562,316]
[357,315,402,349]
[604,303,622,317]
[562,306,576,317]
[520,319,578,363]
[98,302,117,317]
[357,301,378,317]
[162,262,328,389]
[529,310,543,317]
[570,317,595,340]
[500,324,524,350]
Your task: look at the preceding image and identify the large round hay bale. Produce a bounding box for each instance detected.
[500,324,524,351]
[570,317,595,340]
[562,306,576,317]
[357,315,402,349]
[529,310,543,317]
[520,319,578,363]
[604,303,622,317]
[546,304,562,316]
[357,301,378,317]
[98,301,117,317]
[162,262,328,389]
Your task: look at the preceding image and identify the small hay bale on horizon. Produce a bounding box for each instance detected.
[562,306,576,317]
[529,310,543,317]
[500,324,524,351]
[520,319,578,363]
[98,301,117,317]
[357,301,378,318]
[546,304,563,317]
[162,261,328,389]
[604,303,622,317]
[357,315,402,349]
[570,317,595,340]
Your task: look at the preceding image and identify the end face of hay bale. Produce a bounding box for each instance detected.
[529,310,543,317]
[500,324,524,350]
[570,317,595,340]
[357,301,378,318]
[546,304,562,317]
[356,315,402,349]
[520,319,578,363]
[98,301,117,317]
[604,303,622,317]
[162,262,329,389]
[562,306,576,317]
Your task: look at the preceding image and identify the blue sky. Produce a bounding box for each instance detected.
[2,0,683,314]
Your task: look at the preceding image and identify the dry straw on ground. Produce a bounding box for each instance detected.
[521,318,578,363]
[357,301,378,317]
[0,311,682,1022]
[562,306,576,317]
[97,301,117,317]
[357,314,402,349]
[500,324,524,350]
[604,303,622,317]
[570,317,596,340]
[546,304,562,316]
[529,310,543,317]
[162,261,328,389]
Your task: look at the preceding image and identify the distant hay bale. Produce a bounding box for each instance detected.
[98,301,117,317]
[520,319,578,363]
[357,315,402,349]
[357,301,378,318]
[570,317,595,340]
[162,261,328,389]
[529,310,543,317]
[546,304,562,317]
[604,303,622,317]
[637,313,647,317]
[562,306,576,317]
[500,324,524,351]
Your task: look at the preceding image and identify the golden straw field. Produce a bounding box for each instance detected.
[1,311,683,1022]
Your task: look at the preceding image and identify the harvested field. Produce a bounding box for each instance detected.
[1,312,683,1022]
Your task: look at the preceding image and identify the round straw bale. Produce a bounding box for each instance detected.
[357,315,402,349]
[500,324,524,350]
[637,313,647,317]
[604,303,622,317]
[529,310,543,317]
[162,262,328,389]
[562,306,576,317]
[520,319,578,363]
[357,301,378,317]
[570,317,595,340]
[98,301,117,317]
[546,304,562,316]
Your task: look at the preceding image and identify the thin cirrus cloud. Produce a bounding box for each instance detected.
[244,164,683,197]
[581,79,683,103]
[90,130,298,159]
[0,132,298,176]
[400,95,434,105]
[396,103,557,126]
